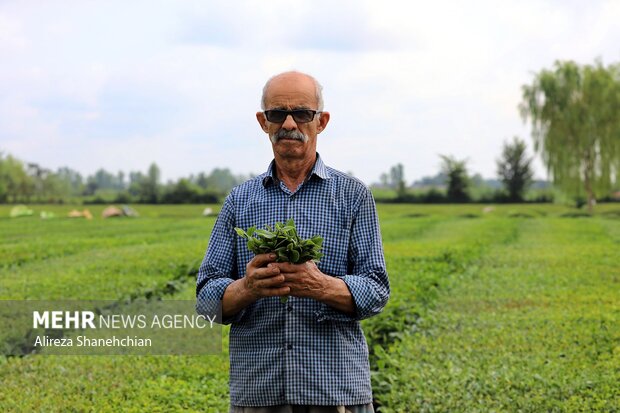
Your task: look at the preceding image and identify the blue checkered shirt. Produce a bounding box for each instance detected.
[196,154,389,407]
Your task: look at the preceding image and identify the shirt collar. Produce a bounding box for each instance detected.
[262,153,330,187]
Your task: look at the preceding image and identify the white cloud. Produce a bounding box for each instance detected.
[1,0,619,185]
[0,13,28,53]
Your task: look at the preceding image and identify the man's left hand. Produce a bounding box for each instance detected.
[273,261,330,301]
[274,261,357,315]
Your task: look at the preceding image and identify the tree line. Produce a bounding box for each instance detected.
[374,136,545,204]
[0,155,251,204]
[376,59,620,210]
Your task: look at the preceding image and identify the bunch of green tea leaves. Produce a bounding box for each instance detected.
[235,219,324,303]
[234,218,323,264]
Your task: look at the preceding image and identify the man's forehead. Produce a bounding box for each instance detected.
[264,74,317,108]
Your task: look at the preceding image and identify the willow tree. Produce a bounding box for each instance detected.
[520,60,620,212]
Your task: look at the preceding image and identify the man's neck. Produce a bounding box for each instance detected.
[274,154,316,192]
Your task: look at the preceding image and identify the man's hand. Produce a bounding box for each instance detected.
[275,261,356,315]
[223,256,356,318]
[221,253,290,318]
[273,260,328,300]
[243,253,291,299]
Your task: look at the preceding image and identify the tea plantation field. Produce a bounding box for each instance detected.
[0,203,618,412]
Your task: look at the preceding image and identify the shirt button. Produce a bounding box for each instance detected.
[286,344,293,350]
[287,305,293,312]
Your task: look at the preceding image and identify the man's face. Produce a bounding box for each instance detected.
[256,73,329,161]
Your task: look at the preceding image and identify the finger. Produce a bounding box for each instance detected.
[281,280,310,295]
[251,265,281,280]
[249,253,277,269]
[258,286,291,297]
[281,271,303,281]
[272,261,301,273]
[281,281,314,297]
[254,274,285,289]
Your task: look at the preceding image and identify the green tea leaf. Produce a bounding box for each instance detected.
[234,219,323,264]
[255,229,275,239]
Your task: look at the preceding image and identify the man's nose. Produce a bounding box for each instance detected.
[281,114,298,130]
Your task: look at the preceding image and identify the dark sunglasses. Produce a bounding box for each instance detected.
[264,109,320,124]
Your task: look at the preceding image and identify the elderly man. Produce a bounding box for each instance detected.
[197,71,389,413]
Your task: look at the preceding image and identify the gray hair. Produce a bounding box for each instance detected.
[260,71,324,111]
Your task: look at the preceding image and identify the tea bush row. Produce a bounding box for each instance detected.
[371,218,620,412]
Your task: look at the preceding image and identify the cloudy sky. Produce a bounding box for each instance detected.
[1,0,619,185]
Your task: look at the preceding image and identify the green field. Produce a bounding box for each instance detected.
[0,203,618,412]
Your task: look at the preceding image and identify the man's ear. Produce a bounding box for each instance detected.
[317,111,330,134]
[256,112,269,133]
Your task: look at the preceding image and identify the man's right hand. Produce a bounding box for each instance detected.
[243,253,291,299]
[221,253,291,318]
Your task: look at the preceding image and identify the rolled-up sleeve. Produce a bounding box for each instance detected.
[316,190,390,322]
[196,194,247,324]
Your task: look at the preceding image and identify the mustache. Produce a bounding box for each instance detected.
[270,129,309,144]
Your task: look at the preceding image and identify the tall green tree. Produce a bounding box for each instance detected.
[0,153,33,203]
[56,167,84,196]
[84,168,125,195]
[379,173,389,188]
[440,155,470,202]
[496,136,534,202]
[0,152,7,202]
[205,168,239,194]
[520,59,620,211]
[192,172,209,189]
[389,163,406,197]
[139,163,161,203]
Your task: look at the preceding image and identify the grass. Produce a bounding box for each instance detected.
[0,284,232,413]
[0,203,618,411]
[0,205,231,412]
[0,205,219,299]
[371,216,620,412]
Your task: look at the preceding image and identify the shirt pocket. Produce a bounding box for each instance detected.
[317,218,351,277]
